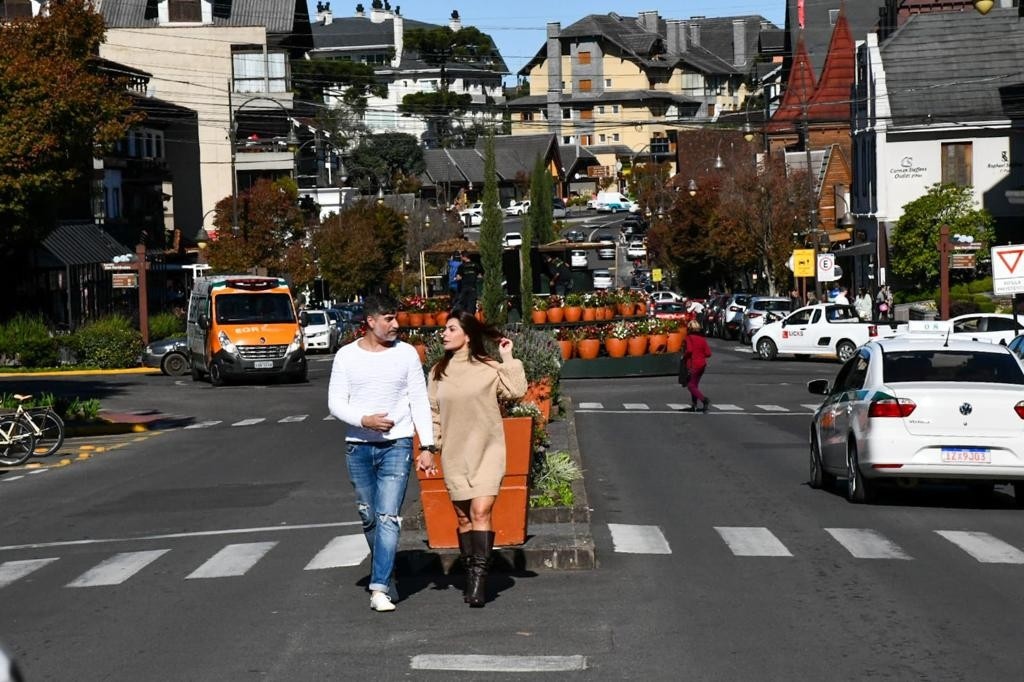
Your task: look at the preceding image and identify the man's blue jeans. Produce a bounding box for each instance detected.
[346,439,412,595]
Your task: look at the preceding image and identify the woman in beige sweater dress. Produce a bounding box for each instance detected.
[427,310,527,607]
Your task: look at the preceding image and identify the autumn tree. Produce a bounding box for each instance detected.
[647,184,724,295]
[314,201,406,299]
[206,178,314,287]
[0,0,141,254]
[478,134,506,324]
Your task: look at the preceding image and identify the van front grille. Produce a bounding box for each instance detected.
[238,344,287,360]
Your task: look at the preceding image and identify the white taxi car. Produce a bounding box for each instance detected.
[807,335,1024,504]
[753,303,902,362]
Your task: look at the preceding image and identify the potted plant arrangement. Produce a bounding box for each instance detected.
[506,326,562,423]
[404,295,425,327]
[576,325,603,360]
[647,318,669,354]
[405,330,427,363]
[546,295,564,323]
[616,291,634,318]
[434,296,450,327]
[563,293,583,322]
[531,297,549,325]
[421,297,437,327]
[554,327,577,361]
[627,319,649,356]
[582,294,598,322]
[665,319,686,353]
[604,320,630,358]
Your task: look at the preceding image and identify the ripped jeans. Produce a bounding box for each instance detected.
[346,438,413,594]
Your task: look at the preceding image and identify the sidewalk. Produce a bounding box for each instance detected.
[400,397,596,572]
[0,367,159,378]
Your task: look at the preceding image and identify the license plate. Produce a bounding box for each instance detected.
[253,360,274,369]
[941,447,991,464]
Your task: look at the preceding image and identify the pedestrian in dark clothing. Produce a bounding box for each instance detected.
[547,256,572,295]
[789,289,802,312]
[454,252,480,314]
[683,320,712,412]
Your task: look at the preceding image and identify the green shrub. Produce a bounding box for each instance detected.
[148,312,185,341]
[530,450,582,508]
[0,392,101,421]
[968,277,992,294]
[950,299,980,317]
[71,316,143,369]
[0,314,58,367]
[978,300,996,313]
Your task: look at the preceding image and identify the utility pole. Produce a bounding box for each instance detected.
[803,103,819,298]
[939,223,951,320]
[228,82,239,235]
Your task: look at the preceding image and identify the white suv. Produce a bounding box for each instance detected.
[301,309,335,353]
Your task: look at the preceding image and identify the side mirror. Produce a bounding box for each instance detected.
[807,379,830,396]
[197,314,209,331]
[299,311,309,327]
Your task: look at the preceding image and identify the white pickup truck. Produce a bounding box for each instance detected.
[752,303,903,362]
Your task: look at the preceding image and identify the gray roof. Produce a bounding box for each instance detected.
[559,144,597,173]
[445,149,486,184]
[785,0,887,76]
[99,0,304,33]
[423,149,467,185]
[42,222,131,267]
[421,134,562,187]
[881,9,1024,126]
[478,134,560,180]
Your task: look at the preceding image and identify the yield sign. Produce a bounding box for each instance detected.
[991,244,1024,294]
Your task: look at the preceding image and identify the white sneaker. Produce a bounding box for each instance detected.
[369,591,396,612]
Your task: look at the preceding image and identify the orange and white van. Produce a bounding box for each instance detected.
[186,275,306,385]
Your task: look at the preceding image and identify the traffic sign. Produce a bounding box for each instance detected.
[651,268,662,282]
[949,253,976,270]
[792,249,816,278]
[992,244,1024,294]
[817,253,838,282]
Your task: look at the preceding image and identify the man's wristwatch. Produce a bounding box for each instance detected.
[420,445,438,454]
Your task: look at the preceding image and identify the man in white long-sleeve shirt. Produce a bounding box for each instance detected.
[328,294,436,612]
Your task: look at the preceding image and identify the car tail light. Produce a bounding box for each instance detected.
[729,305,742,312]
[869,398,916,418]
[868,325,878,337]
[746,312,762,319]
[1015,401,1024,419]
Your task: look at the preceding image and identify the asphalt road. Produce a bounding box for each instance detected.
[3,341,1021,679]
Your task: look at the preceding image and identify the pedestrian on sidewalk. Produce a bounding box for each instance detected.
[327,294,436,613]
[789,289,802,312]
[682,320,712,412]
[427,310,527,607]
[454,252,480,315]
[854,287,873,320]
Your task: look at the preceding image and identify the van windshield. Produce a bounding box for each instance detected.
[215,294,295,324]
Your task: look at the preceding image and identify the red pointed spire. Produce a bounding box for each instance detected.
[768,34,816,133]
[806,3,855,123]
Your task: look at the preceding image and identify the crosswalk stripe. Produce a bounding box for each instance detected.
[410,655,588,672]
[623,403,649,410]
[278,415,309,423]
[304,535,370,569]
[825,528,912,560]
[802,404,822,411]
[184,420,222,430]
[577,402,603,409]
[186,542,277,579]
[0,558,58,589]
[666,403,689,411]
[607,524,671,554]
[231,418,265,427]
[713,404,743,411]
[715,527,792,557]
[67,550,170,587]
[3,476,24,482]
[756,405,789,412]
[936,531,1024,564]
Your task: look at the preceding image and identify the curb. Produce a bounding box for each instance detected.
[64,421,153,438]
[0,367,160,378]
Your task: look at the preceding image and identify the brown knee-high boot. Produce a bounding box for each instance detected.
[457,530,472,603]
[466,530,495,608]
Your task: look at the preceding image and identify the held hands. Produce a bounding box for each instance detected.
[497,337,514,360]
[416,450,437,475]
[360,413,395,433]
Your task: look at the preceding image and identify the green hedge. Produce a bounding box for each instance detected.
[0,314,58,367]
[148,312,185,341]
[71,316,143,369]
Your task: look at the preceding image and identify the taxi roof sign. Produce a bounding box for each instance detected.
[905,320,951,335]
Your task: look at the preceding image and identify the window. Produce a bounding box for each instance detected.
[787,308,814,325]
[1,0,32,18]
[707,103,716,117]
[985,318,1023,333]
[599,134,606,142]
[233,51,289,93]
[580,109,593,120]
[579,79,592,92]
[605,78,612,87]
[578,51,591,65]
[521,112,534,122]
[942,142,973,186]
[829,9,840,25]
[597,106,605,114]
[883,350,1024,384]
[542,109,549,120]
[612,105,620,114]
[562,136,574,144]
[168,0,201,21]
[612,133,620,141]
[562,108,572,120]
[580,135,593,145]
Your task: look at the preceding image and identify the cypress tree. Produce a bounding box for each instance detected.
[478,134,506,324]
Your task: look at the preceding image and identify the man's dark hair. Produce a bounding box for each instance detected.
[364,294,398,318]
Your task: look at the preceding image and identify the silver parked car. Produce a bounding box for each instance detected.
[741,296,792,345]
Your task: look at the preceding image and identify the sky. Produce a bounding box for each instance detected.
[311,0,786,79]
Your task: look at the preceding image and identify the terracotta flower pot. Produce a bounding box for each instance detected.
[475,311,484,322]
[558,339,574,361]
[423,313,436,327]
[413,343,427,364]
[434,311,449,326]
[564,306,582,322]
[617,303,634,317]
[396,311,410,326]
[531,310,548,324]
[546,307,564,323]
[605,306,616,319]
[523,378,553,423]
[593,307,605,321]
[636,303,647,315]
[604,337,628,358]
[627,335,648,356]
[648,333,668,354]
[666,331,685,353]
[408,312,424,327]
[582,307,596,322]
[576,338,601,359]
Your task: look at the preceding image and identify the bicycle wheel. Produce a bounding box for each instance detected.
[30,410,64,457]
[0,418,36,467]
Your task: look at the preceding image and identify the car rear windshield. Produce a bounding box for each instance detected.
[215,294,295,324]
[825,305,859,322]
[733,295,750,306]
[883,350,1024,384]
[754,299,790,312]
[306,312,327,326]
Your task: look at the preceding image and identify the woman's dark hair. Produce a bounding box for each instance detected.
[431,308,502,381]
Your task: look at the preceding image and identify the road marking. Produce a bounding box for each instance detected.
[0,521,363,552]
[231,418,265,427]
[713,404,743,411]
[572,410,805,417]
[802,403,822,411]
[936,531,1024,564]
[666,403,689,411]
[578,402,604,409]
[410,655,587,672]
[3,476,24,482]
[715,527,793,557]
[184,420,222,430]
[67,549,170,587]
[323,415,337,420]
[27,469,48,475]
[623,403,649,410]
[825,528,912,560]
[304,535,370,569]
[186,542,277,579]
[756,404,789,412]
[278,415,309,423]
[0,558,58,589]
[607,524,671,554]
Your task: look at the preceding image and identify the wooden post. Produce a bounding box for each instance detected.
[135,243,149,345]
[939,224,950,320]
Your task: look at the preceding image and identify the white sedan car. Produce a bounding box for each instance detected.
[504,200,530,216]
[949,313,1023,345]
[807,336,1024,504]
[502,232,523,248]
[458,209,482,226]
[626,240,647,259]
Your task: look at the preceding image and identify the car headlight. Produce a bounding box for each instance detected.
[145,345,153,354]
[288,330,303,353]
[217,331,238,355]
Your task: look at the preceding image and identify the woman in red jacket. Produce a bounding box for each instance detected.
[683,320,712,412]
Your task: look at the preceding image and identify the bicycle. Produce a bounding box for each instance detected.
[0,414,36,467]
[4,394,65,458]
